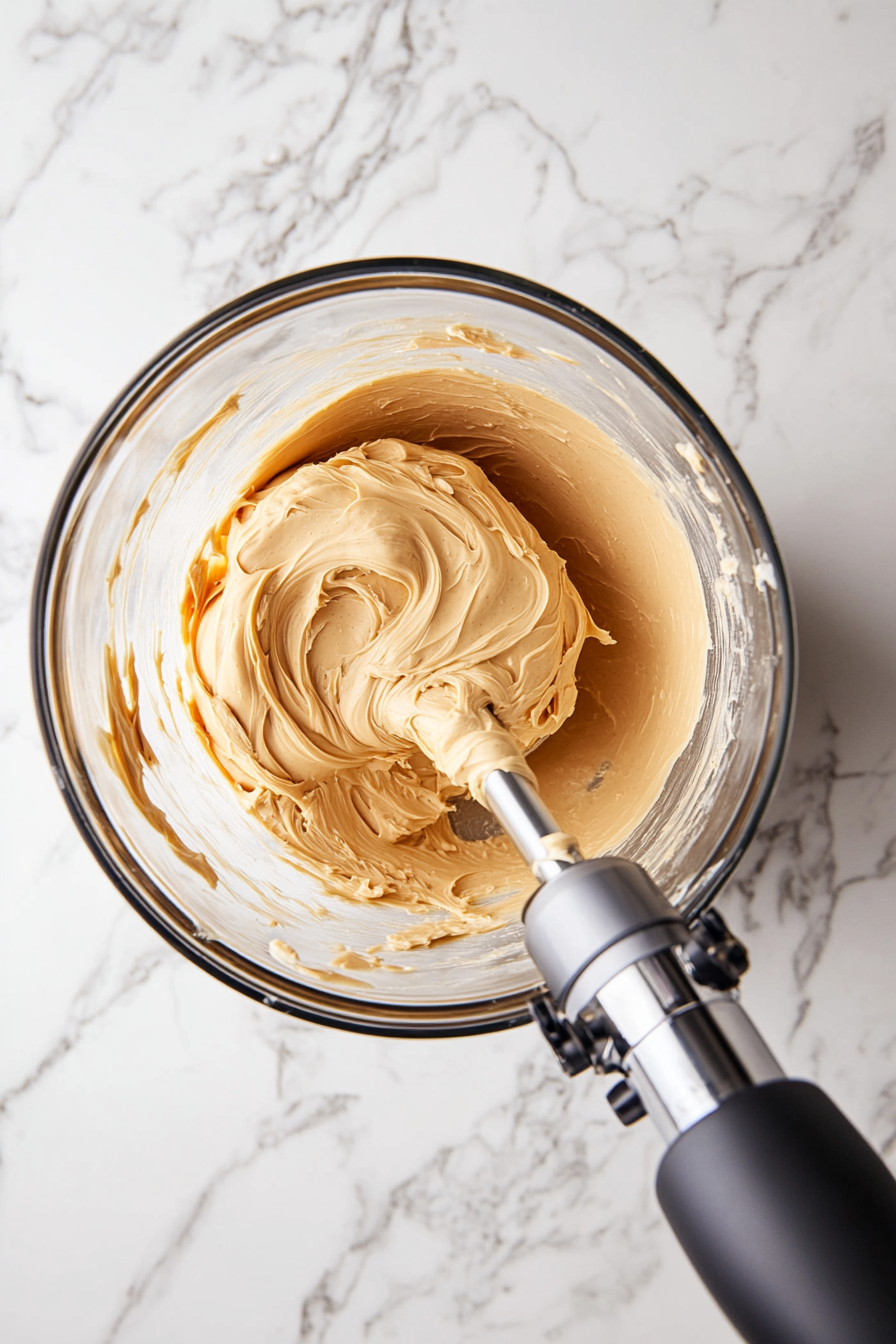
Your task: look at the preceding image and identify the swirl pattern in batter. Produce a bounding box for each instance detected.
[183,437,609,913]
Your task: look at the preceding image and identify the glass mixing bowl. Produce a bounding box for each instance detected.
[32,259,794,1036]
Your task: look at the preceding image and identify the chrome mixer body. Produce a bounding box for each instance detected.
[483,769,781,1142]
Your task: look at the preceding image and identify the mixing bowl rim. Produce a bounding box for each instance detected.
[30,256,796,1037]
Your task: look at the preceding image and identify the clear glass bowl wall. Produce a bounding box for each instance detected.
[33,262,794,1035]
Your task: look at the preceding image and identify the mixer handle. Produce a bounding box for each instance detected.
[656,1078,896,1344]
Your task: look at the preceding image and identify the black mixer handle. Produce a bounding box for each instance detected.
[656,1078,896,1344]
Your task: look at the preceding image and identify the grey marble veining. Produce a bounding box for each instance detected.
[1,2,894,1341]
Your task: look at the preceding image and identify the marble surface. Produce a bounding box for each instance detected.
[2,2,895,1340]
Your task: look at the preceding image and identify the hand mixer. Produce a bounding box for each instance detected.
[479,764,896,1344]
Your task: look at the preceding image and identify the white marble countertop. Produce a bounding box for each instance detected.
[2,3,894,1341]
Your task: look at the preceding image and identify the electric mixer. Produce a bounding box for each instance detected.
[482,765,896,1344]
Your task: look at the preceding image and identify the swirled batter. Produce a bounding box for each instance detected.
[184,437,609,908]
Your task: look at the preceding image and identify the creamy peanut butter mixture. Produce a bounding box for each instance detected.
[184,435,608,911]
[171,366,709,936]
